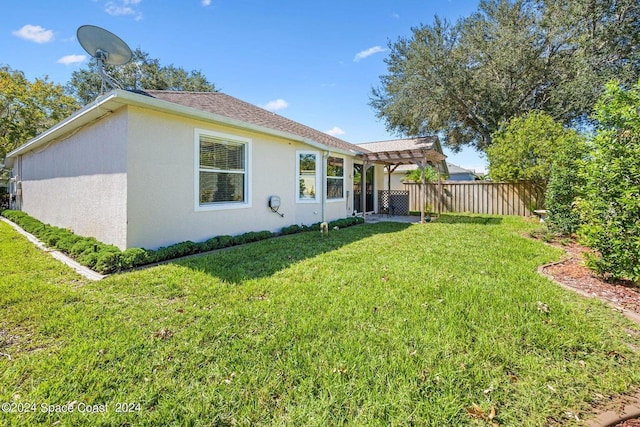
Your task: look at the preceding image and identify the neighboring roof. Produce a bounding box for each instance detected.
[447,163,477,176]
[143,90,364,154]
[6,89,366,165]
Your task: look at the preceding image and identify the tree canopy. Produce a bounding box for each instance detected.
[371,0,640,153]
[0,65,78,161]
[67,48,217,105]
[486,111,582,190]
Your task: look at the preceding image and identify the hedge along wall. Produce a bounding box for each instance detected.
[1,210,363,274]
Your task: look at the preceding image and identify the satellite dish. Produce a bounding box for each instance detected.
[77,25,133,92]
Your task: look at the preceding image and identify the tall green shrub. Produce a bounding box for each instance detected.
[576,81,640,282]
[545,132,588,235]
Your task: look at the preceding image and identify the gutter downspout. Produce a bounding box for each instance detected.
[321,151,329,224]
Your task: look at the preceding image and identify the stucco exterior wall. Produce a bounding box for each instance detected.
[18,109,128,249]
[125,107,353,249]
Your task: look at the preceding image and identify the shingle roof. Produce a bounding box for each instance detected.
[356,137,438,152]
[142,90,366,154]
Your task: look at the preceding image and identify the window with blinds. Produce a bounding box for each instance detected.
[198,133,248,206]
[326,156,344,199]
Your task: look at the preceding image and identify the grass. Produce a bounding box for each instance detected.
[2,214,640,426]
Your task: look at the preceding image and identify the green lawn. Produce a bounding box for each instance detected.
[2,215,640,426]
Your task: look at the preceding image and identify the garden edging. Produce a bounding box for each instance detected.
[537,247,640,427]
[0,217,106,281]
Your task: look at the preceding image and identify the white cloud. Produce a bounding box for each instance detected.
[105,0,143,20]
[354,45,386,62]
[325,126,345,137]
[262,99,288,112]
[201,0,212,5]
[57,54,87,65]
[12,24,54,43]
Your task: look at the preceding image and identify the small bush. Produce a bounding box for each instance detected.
[202,237,223,251]
[216,235,233,248]
[94,250,122,274]
[70,239,99,257]
[121,248,149,269]
[55,234,83,253]
[235,230,273,244]
[171,241,199,257]
[77,251,99,269]
[281,224,302,235]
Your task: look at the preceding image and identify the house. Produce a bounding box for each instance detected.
[5,90,446,250]
[445,163,479,181]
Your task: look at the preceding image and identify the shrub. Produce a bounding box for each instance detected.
[545,131,588,235]
[281,224,302,235]
[235,230,273,244]
[216,235,233,248]
[55,234,83,253]
[576,81,640,282]
[329,217,364,228]
[171,241,199,257]
[77,251,99,269]
[121,248,149,269]
[70,239,99,257]
[94,250,122,274]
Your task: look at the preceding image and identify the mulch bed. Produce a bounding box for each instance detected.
[541,242,640,316]
[539,239,640,426]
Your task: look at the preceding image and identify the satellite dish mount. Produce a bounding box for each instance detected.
[77,25,133,93]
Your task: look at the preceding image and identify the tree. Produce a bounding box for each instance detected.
[371,0,640,153]
[67,48,216,104]
[486,111,581,191]
[576,80,640,282]
[0,65,78,160]
[402,166,439,183]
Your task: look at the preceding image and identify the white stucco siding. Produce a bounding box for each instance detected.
[18,109,128,249]
[292,145,354,227]
[126,108,331,249]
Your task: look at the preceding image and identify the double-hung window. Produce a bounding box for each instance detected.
[196,130,250,210]
[326,156,344,200]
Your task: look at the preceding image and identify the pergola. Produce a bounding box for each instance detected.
[357,137,447,224]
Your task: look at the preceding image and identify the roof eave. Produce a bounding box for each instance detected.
[5,89,359,166]
[5,91,120,166]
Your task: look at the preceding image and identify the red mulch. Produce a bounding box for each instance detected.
[539,240,640,427]
[542,242,640,315]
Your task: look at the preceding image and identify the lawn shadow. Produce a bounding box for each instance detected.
[436,214,503,225]
[169,222,412,284]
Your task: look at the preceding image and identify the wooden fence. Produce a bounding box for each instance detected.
[403,181,544,216]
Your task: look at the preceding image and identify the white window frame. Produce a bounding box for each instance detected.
[296,150,320,203]
[326,155,346,202]
[194,129,252,212]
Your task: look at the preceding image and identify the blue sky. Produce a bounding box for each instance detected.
[2,0,487,172]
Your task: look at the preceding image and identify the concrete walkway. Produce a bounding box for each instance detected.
[363,214,423,224]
